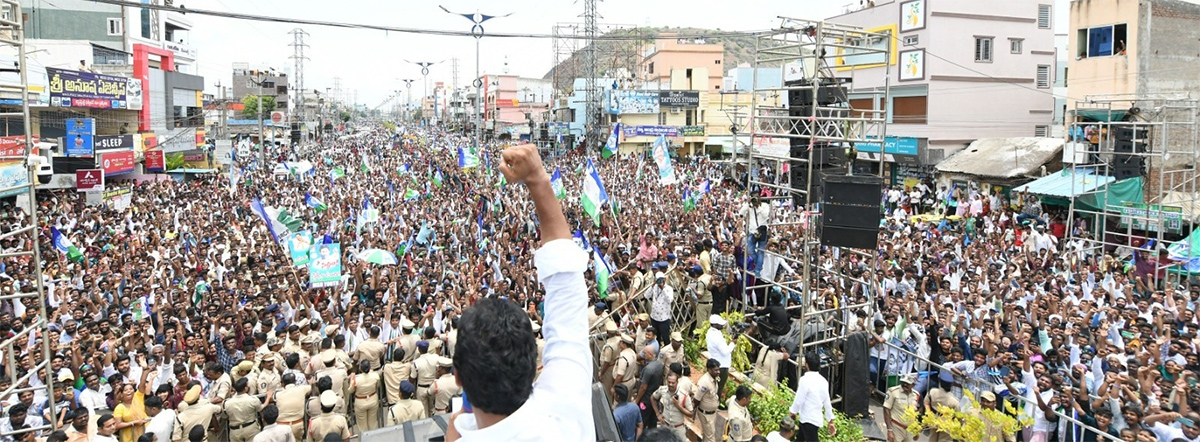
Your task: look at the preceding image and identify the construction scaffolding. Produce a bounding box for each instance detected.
[1065,95,1200,289]
[0,0,58,439]
[741,17,892,408]
[551,19,645,152]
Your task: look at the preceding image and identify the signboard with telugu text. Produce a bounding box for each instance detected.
[144,150,165,172]
[101,150,135,176]
[75,169,103,192]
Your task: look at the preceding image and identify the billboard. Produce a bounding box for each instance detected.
[659,91,700,108]
[0,164,29,198]
[95,135,135,151]
[101,150,136,176]
[680,125,706,137]
[1118,203,1185,234]
[0,136,29,160]
[622,125,679,137]
[47,67,137,109]
[75,169,104,192]
[289,231,313,268]
[144,150,165,172]
[65,118,95,157]
[102,186,132,211]
[607,90,659,115]
[859,136,920,156]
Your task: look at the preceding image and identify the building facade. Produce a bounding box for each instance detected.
[828,0,1056,172]
[230,64,289,118]
[20,0,196,75]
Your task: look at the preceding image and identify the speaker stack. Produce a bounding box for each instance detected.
[785,78,851,206]
[819,172,883,250]
[1111,125,1147,180]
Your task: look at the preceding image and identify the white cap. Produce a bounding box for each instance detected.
[709,315,726,326]
[319,390,338,408]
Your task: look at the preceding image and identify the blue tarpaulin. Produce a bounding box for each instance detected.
[1014,169,1116,199]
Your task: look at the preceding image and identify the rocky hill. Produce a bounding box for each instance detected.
[542,26,760,92]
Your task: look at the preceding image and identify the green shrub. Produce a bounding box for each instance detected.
[819,409,865,442]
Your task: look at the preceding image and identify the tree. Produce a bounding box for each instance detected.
[242,95,277,119]
[339,110,352,123]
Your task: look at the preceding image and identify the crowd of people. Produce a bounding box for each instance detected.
[0,120,1195,442]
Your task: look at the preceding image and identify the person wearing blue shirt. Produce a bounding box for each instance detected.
[612,384,642,442]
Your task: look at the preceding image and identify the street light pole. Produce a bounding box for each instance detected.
[440,5,512,152]
[249,69,275,163]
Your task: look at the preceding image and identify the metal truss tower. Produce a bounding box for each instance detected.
[582,0,602,154]
[742,17,891,405]
[289,28,310,124]
[0,0,58,438]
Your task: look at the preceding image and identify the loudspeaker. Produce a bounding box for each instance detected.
[786,78,850,107]
[841,332,871,417]
[1113,155,1144,180]
[290,130,301,143]
[1114,125,1148,140]
[788,165,845,206]
[820,225,880,249]
[820,173,883,249]
[789,142,844,167]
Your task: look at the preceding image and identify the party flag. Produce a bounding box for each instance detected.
[458,146,479,169]
[404,188,421,201]
[305,193,328,212]
[433,168,444,188]
[51,227,83,262]
[330,168,345,180]
[550,168,566,200]
[603,123,620,159]
[594,245,613,299]
[683,188,697,212]
[580,159,609,226]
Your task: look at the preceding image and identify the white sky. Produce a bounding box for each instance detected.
[188,0,846,106]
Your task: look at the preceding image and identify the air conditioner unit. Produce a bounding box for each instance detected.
[670,108,681,114]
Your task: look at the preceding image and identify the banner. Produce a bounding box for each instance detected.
[101,150,135,176]
[288,231,314,268]
[0,136,29,163]
[102,186,132,211]
[680,125,706,137]
[309,242,342,288]
[652,136,678,185]
[606,90,659,115]
[144,150,165,172]
[47,67,136,109]
[1118,203,1185,234]
[859,136,920,156]
[622,125,679,137]
[65,118,95,157]
[0,164,30,198]
[75,169,103,192]
[94,135,135,151]
[658,91,700,108]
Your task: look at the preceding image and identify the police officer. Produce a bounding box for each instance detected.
[381,348,410,405]
[255,356,282,394]
[231,361,257,395]
[350,360,381,433]
[354,325,387,370]
[273,373,309,442]
[224,378,265,442]
[308,391,351,442]
[726,385,754,442]
[410,340,439,415]
[385,380,426,426]
[597,320,621,401]
[313,350,348,404]
[171,385,222,442]
[612,334,639,399]
[659,332,687,367]
[430,357,459,415]
[651,371,692,442]
[884,374,919,442]
[692,359,721,442]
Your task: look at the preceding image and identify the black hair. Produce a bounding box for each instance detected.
[454,297,537,415]
[7,402,27,416]
[286,353,300,369]
[282,373,296,386]
[333,334,346,347]
[734,385,752,401]
[323,434,344,442]
[358,360,371,374]
[188,425,205,442]
[46,431,69,442]
[97,414,115,428]
[234,377,249,393]
[706,359,720,370]
[316,376,332,394]
[392,348,405,362]
[144,396,163,410]
[637,427,683,442]
[614,384,629,403]
[804,351,820,372]
[262,404,280,425]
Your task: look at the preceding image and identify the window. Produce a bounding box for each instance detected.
[714,59,721,65]
[1036,65,1051,88]
[700,110,705,122]
[1035,125,1050,137]
[891,96,927,125]
[647,62,654,74]
[903,35,919,46]
[1038,5,1052,29]
[974,37,993,62]
[1010,38,1024,54]
[849,98,876,119]
[262,81,275,89]
[107,18,123,36]
[685,110,694,125]
[658,112,666,125]
[1081,24,1128,58]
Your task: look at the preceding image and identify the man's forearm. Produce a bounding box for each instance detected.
[527,180,569,245]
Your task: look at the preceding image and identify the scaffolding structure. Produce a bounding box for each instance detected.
[0,0,57,439]
[551,21,644,150]
[1066,95,1200,289]
[741,17,891,406]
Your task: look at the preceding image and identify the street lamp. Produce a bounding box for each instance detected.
[248,68,276,162]
[440,5,512,152]
[404,61,441,125]
[400,79,415,120]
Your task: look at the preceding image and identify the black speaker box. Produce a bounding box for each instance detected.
[824,205,881,229]
[822,173,884,206]
[819,225,880,249]
[1114,126,1148,140]
[1113,140,1146,153]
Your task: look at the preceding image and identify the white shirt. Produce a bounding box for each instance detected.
[766,431,793,442]
[147,409,176,442]
[78,388,108,411]
[706,327,735,368]
[648,284,674,322]
[789,371,834,426]
[452,239,595,442]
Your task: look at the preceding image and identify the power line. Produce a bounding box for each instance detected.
[84,0,769,41]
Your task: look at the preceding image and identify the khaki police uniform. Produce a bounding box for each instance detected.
[382,361,412,405]
[727,398,753,442]
[924,388,959,442]
[171,402,222,442]
[314,365,349,403]
[250,423,294,442]
[308,412,351,442]
[355,339,387,370]
[431,373,460,415]
[386,399,427,426]
[652,385,692,442]
[256,368,281,394]
[659,344,686,367]
[224,393,263,442]
[352,371,382,432]
[614,347,639,392]
[399,334,420,363]
[412,353,439,415]
[598,336,620,396]
[694,373,720,442]
[273,385,308,442]
[884,385,919,442]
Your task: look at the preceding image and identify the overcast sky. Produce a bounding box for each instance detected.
[188,0,846,107]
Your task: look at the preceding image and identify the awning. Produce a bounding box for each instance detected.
[1073,109,1128,122]
[1013,169,1115,199]
[167,168,216,174]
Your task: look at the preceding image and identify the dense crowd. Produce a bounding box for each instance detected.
[1,121,1195,442]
